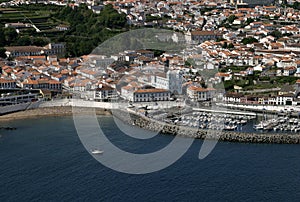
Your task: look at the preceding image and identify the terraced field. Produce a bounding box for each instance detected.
[0,7,67,32]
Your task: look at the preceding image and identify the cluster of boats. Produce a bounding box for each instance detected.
[254,117,300,132]
[161,111,256,131]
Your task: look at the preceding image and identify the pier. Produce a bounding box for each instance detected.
[192,107,256,116]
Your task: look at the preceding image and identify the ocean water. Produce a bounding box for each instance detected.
[1,116,300,201]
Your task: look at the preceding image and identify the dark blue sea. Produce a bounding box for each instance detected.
[1,116,300,201]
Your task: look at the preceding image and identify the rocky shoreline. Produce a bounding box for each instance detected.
[113,110,300,144]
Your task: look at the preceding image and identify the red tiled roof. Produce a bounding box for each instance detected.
[134,88,168,93]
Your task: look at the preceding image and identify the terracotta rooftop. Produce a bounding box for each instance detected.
[134,88,169,93]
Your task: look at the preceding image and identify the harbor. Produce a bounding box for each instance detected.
[143,105,300,135]
[2,97,300,143]
[150,108,256,132]
[117,108,300,144]
[254,117,300,133]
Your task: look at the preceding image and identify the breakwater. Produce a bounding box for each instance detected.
[113,109,300,144]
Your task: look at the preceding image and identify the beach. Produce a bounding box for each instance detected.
[0,107,112,121]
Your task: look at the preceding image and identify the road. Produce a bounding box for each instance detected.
[39,99,184,110]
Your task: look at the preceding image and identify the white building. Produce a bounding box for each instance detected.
[268,94,295,106]
[94,84,115,101]
[150,70,184,94]
[187,86,216,102]
[133,88,170,102]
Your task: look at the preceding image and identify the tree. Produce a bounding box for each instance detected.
[241,37,258,45]
[292,2,300,9]
[0,28,5,46]
[245,18,254,25]
[227,15,237,24]
[249,47,255,52]
[228,43,234,49]
[0,47,7,58]
[4,27,18,44]
[185,60,192,67]
[32,37,49,46]
[270,30,282,39]
[15,36,31,46]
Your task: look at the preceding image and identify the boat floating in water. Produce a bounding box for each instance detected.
[91,149,104,155]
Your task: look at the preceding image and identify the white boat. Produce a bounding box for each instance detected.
[254,124,263,130]
[91,149,104,155]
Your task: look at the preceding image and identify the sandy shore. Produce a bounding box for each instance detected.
[0,106,112,121]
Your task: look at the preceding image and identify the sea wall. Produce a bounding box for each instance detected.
[113,109,300,144]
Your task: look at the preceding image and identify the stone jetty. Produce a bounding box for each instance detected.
[113,109,300,144]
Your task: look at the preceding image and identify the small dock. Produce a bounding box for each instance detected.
[192,108,257,117]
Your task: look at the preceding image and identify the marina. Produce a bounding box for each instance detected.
[143,106,300,134]
[149,107,257,132]
[254,117,300,133]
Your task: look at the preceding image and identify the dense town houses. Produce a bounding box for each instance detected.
[1,0,300,107]
[4,43,66,58]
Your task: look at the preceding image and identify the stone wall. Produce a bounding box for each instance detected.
[113,109,300,144]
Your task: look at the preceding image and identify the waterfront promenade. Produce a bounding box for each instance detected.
[40,99,300,114]
[39,99,183,110]
[217,103,300,113]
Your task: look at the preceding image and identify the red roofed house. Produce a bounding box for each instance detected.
[23,79,62,90]
[0,78,17,89]
[215,72,232,81]
[94,84,115,101]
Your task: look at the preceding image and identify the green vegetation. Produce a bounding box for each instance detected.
[1,27,48,49]
[286,2,300,10]
[222,42,234,49]
[0,47,6,58]
[145,15,161,22]
[148,49,165,57]
[271,76,298,85]
[219,71,299,92]
[244,18,254,26]
[269,30,282,39]
[223,80,235,91]
[200,7,214,15]
[220,66,248,73]
[228,43,234,49]
[0,4,128,57]
[216,38,225,42]
[292,2,300,9]
[54,4,127,56]
[184,60,192,67]
[227,15,237,24]
[241,37,258,45]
